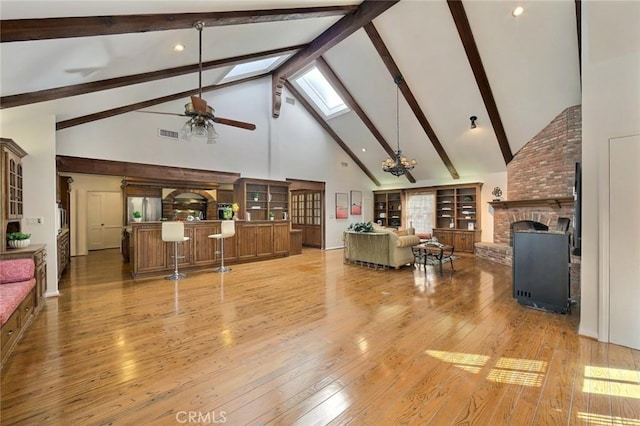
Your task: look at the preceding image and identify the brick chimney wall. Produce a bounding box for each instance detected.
[493,105,582,245]
[508,105,582,200]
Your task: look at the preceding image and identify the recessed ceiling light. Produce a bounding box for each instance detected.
[362,148,366,152]
[173,44,185,52]
[512,6,524,17]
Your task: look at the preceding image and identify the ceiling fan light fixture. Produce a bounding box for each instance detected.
[179,120,193,142]
[206,123,218,144]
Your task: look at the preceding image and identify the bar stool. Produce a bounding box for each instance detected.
[208,220,235,273]
[162,221,189,280]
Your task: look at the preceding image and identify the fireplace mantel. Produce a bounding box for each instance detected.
[489,196,574,209]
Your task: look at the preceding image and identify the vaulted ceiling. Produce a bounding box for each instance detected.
[0,0,581,186]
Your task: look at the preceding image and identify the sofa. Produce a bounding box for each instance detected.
[1,258,37,367]
[343,225,421,269]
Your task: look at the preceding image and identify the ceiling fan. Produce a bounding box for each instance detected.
[140,22,256,144]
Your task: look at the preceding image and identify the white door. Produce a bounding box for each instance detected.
[87,191,123,250]
[609,134,640,349]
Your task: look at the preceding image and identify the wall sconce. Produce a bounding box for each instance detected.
[469,115,478,129]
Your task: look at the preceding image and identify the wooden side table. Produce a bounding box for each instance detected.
[412,243,455,275]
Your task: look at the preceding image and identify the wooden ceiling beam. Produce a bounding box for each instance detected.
[364,23,460,180]
[1,45,304,109]
[315,57,415,184]
[272,0,398,118]
[57,155,240,184]
[56,74,265,130]
[1,6,357,42]
[447,0,514,164]
[284,81,381,187]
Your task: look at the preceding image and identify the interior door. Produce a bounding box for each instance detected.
[88,191,123,250]
[609,134,640,349]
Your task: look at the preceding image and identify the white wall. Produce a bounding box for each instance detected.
[581,1,640,340]
[56,78,375,251]
[0,113,60,296]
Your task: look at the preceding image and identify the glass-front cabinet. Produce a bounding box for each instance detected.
[291,190,322,248]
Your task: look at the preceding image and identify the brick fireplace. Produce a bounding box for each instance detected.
[475,105,581,297]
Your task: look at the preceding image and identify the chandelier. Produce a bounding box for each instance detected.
[382,76,417,177]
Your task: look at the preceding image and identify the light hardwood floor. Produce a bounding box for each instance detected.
[1,248,639,425]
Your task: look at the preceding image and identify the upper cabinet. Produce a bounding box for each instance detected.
[1,138,28,250]
[1,139,27,221]
[435,183,482,230]
[234,178,291,221]
[373,190,403,228]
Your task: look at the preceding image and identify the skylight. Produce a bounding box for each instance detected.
[294,66,349,119]
[226,57,280,79]
[220,55,285,83]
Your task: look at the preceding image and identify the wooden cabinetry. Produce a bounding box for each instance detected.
[234,178,290,221]
[57,228,70,280]
[216,189,234,204]
[373,190,403,228]
[236,223,277,259]
[130,221,290,278]
[1,138,28,249]
[432,229,480,253]
[433,183,482,253]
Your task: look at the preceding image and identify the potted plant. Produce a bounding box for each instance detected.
[252,192,259,202]
[7,231,31,249]
[132,211,143,222]
[231,203,240,220]
[269,211,275,221]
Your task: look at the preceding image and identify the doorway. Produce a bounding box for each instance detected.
[87,191,123,250]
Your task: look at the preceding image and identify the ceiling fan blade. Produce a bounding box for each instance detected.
[213,117,257,131]
[138,110,187,117]
[190,96,209,114]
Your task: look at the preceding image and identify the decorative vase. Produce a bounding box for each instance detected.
[133,217,142,223]
[8,239,30,249]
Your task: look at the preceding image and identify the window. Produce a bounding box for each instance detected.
[293,65,349,119]
[405,192,436,236]
[220,55,287,84]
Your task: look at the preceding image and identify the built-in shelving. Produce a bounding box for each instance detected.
[234,178,290,221]
[373,190,402,228]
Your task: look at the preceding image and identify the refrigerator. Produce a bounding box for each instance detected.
[127,197,162,223]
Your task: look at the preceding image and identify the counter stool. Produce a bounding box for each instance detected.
[208,220,235,273]
[162,221,189,280]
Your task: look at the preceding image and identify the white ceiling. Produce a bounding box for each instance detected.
[0,0,581,186]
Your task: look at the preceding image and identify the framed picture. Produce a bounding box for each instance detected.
[335,192,348,219]
[350,190,362,215]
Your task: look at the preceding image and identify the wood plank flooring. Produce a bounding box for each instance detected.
[1,248,639,425]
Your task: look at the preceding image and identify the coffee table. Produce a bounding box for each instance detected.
[412,243,455,275]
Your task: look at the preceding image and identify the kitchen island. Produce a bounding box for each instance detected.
[129,220,291,278]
